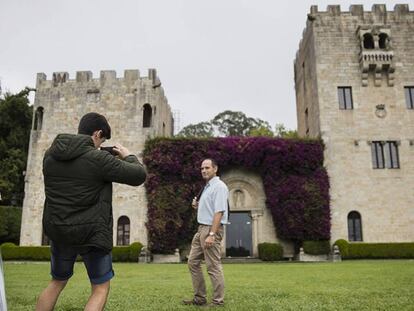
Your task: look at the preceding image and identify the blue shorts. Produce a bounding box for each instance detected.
[50,242,114,284]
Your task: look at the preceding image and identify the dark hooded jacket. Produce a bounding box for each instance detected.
[42,133,146,252]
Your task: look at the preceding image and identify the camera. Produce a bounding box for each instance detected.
[100,146,117,156]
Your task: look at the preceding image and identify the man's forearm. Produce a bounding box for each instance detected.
[210,212,224,234]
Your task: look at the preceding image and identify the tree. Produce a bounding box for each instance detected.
[274,123,298,139]
[248,126,274,137]
[176,121,214,138]
[0,87,34,206]
[211,110,272,137]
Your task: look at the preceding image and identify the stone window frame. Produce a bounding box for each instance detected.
[347,211,363,242]
[363,33,375,49]
[143,104,152,128]
[370,141,400,169]
[337,87,353,110]
[34,106,44,130]
[117,216,130,246]
[384,141,400,169]
[405,86,414,109]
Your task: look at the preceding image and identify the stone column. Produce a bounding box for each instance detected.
[251,212,261,257]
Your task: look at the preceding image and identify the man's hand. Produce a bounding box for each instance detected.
[205,235,214,248]
[113,144,133,159]
[192,197,198,210]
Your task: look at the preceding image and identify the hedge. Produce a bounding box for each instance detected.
[258,243,284,261]
[1,242,143,262]
[334,240,414,259]
[1,243,50,261]
[144,137,330,253]
[303,240,331,255]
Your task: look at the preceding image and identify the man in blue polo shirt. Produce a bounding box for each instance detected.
[183,158,229,307]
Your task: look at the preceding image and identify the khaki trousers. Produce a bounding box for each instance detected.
[188,224,225,304]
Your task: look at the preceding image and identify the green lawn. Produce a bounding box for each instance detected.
[3,260,414,310]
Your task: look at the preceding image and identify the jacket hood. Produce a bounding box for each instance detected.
[49,134,95,161]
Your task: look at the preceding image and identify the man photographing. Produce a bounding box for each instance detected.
[184,158,229,307]
[36,112,146,311]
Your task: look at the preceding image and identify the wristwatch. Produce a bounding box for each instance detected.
[208,232,215,237]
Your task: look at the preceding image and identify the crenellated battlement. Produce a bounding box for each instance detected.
[295,4,413,84]
[308,4,411,17]
[36,68,161,89]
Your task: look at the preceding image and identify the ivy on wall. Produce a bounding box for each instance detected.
[143,137,330,254]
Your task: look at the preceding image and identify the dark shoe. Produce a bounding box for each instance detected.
[182,298,207,306]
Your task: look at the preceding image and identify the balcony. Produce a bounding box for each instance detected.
[359,50,395,87]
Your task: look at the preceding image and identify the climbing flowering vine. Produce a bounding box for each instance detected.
[143,137,330,254]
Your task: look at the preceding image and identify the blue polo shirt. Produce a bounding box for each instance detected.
[197,176,229,225]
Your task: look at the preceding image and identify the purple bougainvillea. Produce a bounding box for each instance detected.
[143,137,330,254]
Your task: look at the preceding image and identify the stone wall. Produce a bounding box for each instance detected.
[20,69,173,247]
[295,5,414,243]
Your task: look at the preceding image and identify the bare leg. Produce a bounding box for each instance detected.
[84,281,110,311]
[35,279,67,311]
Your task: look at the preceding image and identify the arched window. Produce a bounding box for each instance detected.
[379,33,389,49]
[117,216,130,245]
[363,33,374,49]
[347,211,362,242]
[143,104,152,128]
[34,107,44,130]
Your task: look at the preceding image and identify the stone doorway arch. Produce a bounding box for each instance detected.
[221,168,277,257]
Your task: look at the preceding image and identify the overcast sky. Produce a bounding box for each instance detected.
[0,0,408,132]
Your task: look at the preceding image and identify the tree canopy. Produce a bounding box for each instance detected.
[177,110,296,138]
[175,121,214,138]
[0,87,34,206]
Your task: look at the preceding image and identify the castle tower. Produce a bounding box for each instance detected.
[295,5,414,243]
[20,69,173,247]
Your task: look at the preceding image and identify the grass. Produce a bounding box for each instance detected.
[3,260,414,310]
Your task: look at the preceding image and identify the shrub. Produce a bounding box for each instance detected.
[1,244,51,261]
[348,243,414,259]
[258,243,283,261]
[303,240,331,255]
[333,240,414,259]
[1,242,143,262]
[0,206,22,244]
[129,242,144,262]
[334,239,349,258]
[112,246,130,262]
[0,242,17,248]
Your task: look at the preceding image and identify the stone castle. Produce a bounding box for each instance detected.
[20,69,173,247]
[20,4,414,256]
[295,4,414,243]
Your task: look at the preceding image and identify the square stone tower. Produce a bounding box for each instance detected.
[294,5,414,243]
[20,69,173,247]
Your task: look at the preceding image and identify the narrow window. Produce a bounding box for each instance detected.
[34,107,44,130]
[371,141,385,169]
[385,141,400,169]
[117,216,130,246]
[338,87,353,110]
[363,33,374,49]
[305,108,309,135]
[405,87,414,109]
[348,211,363,242]
[378,33,389,49]
[143,104,152,128]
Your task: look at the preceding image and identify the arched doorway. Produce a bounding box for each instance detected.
[221,168,275,257]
